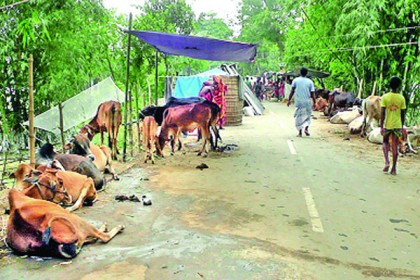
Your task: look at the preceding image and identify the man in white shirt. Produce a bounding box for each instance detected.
[287,67,316,137]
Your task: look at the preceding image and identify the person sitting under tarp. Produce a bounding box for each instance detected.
[198,76,227,129]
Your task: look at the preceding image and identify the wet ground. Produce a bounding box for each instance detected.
[0,101,419,279]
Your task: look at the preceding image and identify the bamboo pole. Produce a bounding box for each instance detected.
[378,59,384,94]
[58,102,65,151]
[155,51,159,105]
[128,90,133,157]
[123,13,133,162]
[28,54,35,167]
[134,85,142,155]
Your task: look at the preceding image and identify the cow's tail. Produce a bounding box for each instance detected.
[109,103,117,150]
[42,216,78,246]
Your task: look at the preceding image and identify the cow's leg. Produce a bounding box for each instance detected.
[198,127,210,156]
[65,184,92,212]
[86,225,125,244]
[150,137,155,164]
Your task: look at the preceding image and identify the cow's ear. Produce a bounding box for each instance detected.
[8,172,16,179]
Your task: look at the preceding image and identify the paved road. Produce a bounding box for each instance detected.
[0,102,419,280]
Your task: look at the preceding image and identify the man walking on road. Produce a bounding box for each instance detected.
[380,76,406,175]
[287,67,316,137]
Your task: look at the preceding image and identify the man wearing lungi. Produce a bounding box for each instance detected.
[287,67,316,137]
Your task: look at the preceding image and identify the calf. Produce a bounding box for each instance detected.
[142,116,160,164]
[6,189,124,258]
[37,143,105,190]
[67,134,119,180]
[80,101,122,160]
[158,103,213,157]
[361,95,381,137]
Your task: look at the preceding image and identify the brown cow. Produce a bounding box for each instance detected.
[361,95,381,137]
[158,103,213,157]
[80,101,122,160]
[314,97,328,112]
[6,189,124,258]
[67,134,119,180]
[37,143,105,190]
[11,164,97,212]
[142,116,160,164]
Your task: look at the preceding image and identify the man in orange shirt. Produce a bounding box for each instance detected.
[380,76,406,175]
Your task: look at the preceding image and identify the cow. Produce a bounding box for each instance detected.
[80,101,122,160]
[37,143,105,190]
[9,163,35,190]
[314,88,330,100]
[327,90,357,117]
[158,103,213,157]
[142,116,161,164]
[360,95,381,137]
[10,163,97,212]
[66,134,119,180]
[6,189,124,258]
[139,98,221,150]
[348,115,364,134]
[314,97,328,112]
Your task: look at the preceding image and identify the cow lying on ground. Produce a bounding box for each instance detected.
[10,163,97,212]
[66,134,119,180]
[139,98,221,150]
[6,189,124,258]
[329,107,361,124]
[80,101,122,160]
[327,90,357,117]
[37,143,105,190]
[142,116,160,164]
[361,95,381,137]
[315,88,330,100]
[314,97,328,112]
[158,103,214,157]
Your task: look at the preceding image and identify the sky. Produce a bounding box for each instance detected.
[102,0,241,22]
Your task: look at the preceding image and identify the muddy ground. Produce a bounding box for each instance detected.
[0,101,419,280]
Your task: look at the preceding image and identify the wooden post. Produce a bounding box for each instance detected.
[155,50,159,105]
[28,54,35,167]
[58,102,65,151]
[123,13,133,162]
[128,90,133,157]
[378,59,384,94]
[134,85,142,154]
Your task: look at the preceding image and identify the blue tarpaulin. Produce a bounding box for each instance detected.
[172,68,229,98]
[172,76,209,98]
[127,31,257,62]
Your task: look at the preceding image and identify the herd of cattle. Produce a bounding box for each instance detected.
[313,88,420,153]
[4,88,419,260]
[4,97,223,259]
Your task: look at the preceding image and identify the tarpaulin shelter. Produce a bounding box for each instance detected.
[22,77,125,134]
[122,24,258,159]
[127,31,257,62]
